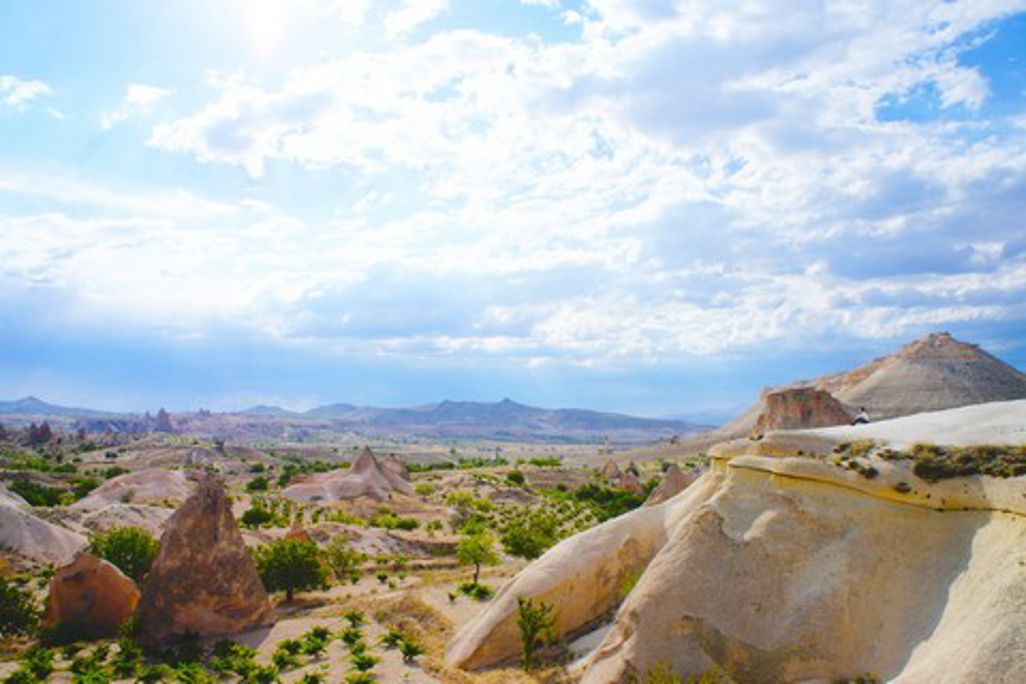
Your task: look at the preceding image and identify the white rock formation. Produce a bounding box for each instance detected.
[447,400,1026,683]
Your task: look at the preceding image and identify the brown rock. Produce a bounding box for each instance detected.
[644,465,698,506]
[600,459,621,480]
[135,474,272,643]
[751,387,851,438]
[285,522,313,544]
[618,470,644,496]
[383,454,411,482]
[42,551,139,637]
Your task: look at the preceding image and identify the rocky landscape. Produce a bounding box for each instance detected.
[0,332,1024,682]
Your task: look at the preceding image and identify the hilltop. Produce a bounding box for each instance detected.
[660,332,1026,455]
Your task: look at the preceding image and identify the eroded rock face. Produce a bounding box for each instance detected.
[618,470,644,496]
[135,474,272,643]
[750,387,851,437]
[0,503,87,565]
[282,446,413,502]
[644,465,698,506]
[448,402,1026,683]
[600,460,622,480]
[43,552,139,637]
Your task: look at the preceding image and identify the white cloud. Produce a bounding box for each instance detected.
[383,0,449,37]
[10,1,1026,365]
[0,74,52,109]
[100,83,172,130]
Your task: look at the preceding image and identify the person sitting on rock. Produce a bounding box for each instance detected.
[852,407,870,425]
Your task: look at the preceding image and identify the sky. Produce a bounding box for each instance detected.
[1,0,1025,421]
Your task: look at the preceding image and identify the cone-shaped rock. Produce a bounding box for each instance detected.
[644,465,698,507]
[43,551,139,638]
[600,459,621,480]
[136,474,271,643]
[383,453,411,482]
[282,446,412,501]
[618,470,644,496]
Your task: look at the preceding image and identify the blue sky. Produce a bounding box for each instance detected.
[1,0,1025,421]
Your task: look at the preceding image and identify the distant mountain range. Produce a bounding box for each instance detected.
[0,396,707,443]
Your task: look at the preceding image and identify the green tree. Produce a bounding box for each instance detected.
[516,596,555,671]
[254,538,328,601]
[324,536,364,582]
[240,507,273,529]
[88,526,159,583]
[0,576,38,637]
[501,511,559,560]
[456,531,499,585]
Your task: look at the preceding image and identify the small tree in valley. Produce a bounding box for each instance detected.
[457,531,499,585]
[254,538,328,601]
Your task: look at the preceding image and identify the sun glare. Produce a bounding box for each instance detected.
[244,0,290,57]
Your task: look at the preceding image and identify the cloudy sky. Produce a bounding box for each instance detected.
[1,0,1025,419]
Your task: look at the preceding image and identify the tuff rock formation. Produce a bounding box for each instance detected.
[644,464,698,506]
[676,331,1026,453]
[618,470,644,496]
[43,551,139,637]
[135,474,271,643]
[750,387,851,438]
[383,454,411,481]
[447,400,1026,683]
[0,501,87,565]
[72,468,196,511]
[600,460,622,480]
[282,446,413,502]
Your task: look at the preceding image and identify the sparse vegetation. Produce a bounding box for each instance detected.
[516,595,556,671]
[254,538,329,601]
[88,526,159,583]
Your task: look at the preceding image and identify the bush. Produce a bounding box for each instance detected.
[516,596,555,670]
[88,526,159,583]
[9,479,63,507]
[0,575,38,637]
[240,507,274,529]
[458,582,494,601]
[501,511,559,560]
[325,537,365,583]
[505,470,525,486]
[246,476,269,492]
[254,538,329,601]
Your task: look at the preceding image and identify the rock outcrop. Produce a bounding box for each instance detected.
[600,460,622,480]
[750,387,851,438]
[448,400,1026,683]
[135,474,272,643]
[383,454,411,482]
[644,465,698,506]
[0,503,87,565]
[282,446,413,502]
[673,332,1026,453]
[43,552,139,637]
[618,470,644,496]
[72,468,196,511]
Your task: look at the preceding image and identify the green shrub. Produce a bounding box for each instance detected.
[246,476,269,492]
[0,575,38,636]
[88,526,159,583]
[399,638,425,663]
[9,479,63,507]
[516,596,555,671]
[325,537,364,583]
[241,506,274,529]
[501,511,559,560]
[254,538,329,601]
